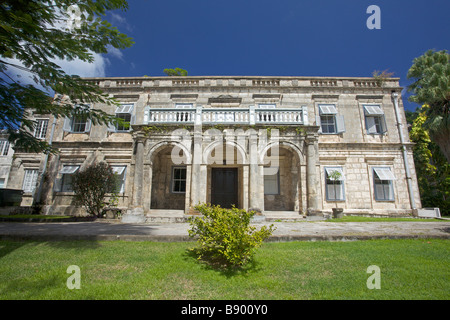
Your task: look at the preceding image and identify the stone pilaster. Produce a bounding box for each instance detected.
[305,131,320,215]
[122,131,146,223]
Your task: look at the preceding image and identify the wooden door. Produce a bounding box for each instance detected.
[211,168,238,208]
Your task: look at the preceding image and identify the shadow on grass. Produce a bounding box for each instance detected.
[183,247,261,278]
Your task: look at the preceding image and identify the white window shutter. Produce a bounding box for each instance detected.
[53,175,63,192]
[366,116,377,134]
[315,116,322,133]
[63,117,73,132]
[107,121,116,132]
[336,115,346,133]
[84,119,92,133]
[380,115,388,133]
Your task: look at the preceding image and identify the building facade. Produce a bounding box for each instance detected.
[7,76,422,221]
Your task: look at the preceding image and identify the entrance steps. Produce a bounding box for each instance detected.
[144,210,324,223]
[263,211,307,222]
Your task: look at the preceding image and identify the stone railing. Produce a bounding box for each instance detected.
[144,106,308,125]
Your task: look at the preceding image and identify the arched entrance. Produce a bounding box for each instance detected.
[149,143,190,210]
[261,143,303,212]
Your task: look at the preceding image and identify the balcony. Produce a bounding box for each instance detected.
[144,106,308,126]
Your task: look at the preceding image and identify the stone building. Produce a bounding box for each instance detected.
[7,76,422,221]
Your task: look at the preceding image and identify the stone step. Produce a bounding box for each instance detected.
[263,211,306,222]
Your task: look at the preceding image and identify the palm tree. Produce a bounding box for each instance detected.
[407,50,450,162]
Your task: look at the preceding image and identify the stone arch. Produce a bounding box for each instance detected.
[147,140,192,165]
[259,140,304,212]
[203,140,248,165]
[258,140,305,165]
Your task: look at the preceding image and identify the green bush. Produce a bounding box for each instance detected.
[188,203,275,267]
[72,162,119,217]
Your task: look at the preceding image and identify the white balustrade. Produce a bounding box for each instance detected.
[146,107,305,125]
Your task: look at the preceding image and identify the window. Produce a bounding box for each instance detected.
[63,104,92,133]
[316,104,345,134]
[325,167,345,201]
[373,167,395,201]
[23,169,39,193]
[0,178,5,188]
[63,117,91,133]
[34,119,49,139]
[264,167,279,195]
[114,104,134,132]
[172,166,186,193]
[58,165,80,192]
[363,105,387,134]
[111,166,127,193]
[0,140,10,156]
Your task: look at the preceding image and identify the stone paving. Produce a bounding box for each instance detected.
[0,220,449,242]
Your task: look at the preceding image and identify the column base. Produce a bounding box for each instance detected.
[121,207,146,223]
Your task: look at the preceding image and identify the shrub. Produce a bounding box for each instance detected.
[188,203,275,267]
[71,162,119,217]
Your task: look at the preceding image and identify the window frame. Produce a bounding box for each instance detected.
[363,104,387,135]
[23,169,39,193]
[59,165,80,192]
[34,119,49,139]
[324,167,345,201]
[264,166,280,195]
[0,140,10,156]
[372,167,395,201]
[171,166,187,194]
[111,165,127,193]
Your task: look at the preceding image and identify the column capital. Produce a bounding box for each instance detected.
[132,131,147,143]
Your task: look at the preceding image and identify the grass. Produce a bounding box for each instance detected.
[0,239,448,300]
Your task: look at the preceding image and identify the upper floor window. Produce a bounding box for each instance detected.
[325,167,345,201]
[63,104,92,134]
[0,140,10,156]
[114,104,134,132]
[316,104,345,134]
[363,105,387,134]
[373,167,395,201]
[63,117,91,133]
[34,119,49,139]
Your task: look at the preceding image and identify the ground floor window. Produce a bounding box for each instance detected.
[59,165,80,192]
[23,169,38,193]
[264,167,279,195]
[373,167,395,201]
[325,167,345,201]
[111,166,127,193]
[172,166,187,193]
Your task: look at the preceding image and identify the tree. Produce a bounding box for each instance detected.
[0,0,134,153]
[71,162,119,217]
[163,67,188,76]
[407,49,450,162]
[409,108,449,215]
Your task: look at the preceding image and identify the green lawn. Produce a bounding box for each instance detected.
[0,239,448,300]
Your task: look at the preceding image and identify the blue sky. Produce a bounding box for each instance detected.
[99,0,449,112]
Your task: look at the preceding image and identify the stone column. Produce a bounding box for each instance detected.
[190,127,206,210]
[122,132,146,223]
[249,131,263,212]
[305,133,320,215]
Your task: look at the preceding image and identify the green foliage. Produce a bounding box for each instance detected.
[372,69,394,86]
[163,67,188,76]
[407,49,450,161]
[409,108,450,215]
[0,0,134,153]
[188,203,275,267]
[71,162,119,217]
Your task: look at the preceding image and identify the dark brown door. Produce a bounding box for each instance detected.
[211,168,238,208]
